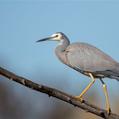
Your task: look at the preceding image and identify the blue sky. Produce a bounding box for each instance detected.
[0,1,119,104]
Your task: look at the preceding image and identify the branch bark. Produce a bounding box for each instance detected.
[0,67,119,119]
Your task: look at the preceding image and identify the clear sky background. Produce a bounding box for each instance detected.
[0,0,119,111]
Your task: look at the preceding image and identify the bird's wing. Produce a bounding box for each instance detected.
[65,42,117,73]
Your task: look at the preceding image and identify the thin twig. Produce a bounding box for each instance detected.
[0,67,119,119]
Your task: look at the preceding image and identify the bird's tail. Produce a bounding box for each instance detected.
[108,63,119,81]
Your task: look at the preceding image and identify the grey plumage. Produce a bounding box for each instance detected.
[37,32,119,113]
[67,43,119,79]
[37,32,119,80]
[53,32,119,80]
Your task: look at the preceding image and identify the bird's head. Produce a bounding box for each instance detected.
[36,32,66,42]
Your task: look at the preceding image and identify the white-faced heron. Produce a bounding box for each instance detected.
[37,32,119,114]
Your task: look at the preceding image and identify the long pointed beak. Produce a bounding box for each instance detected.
[36,37,53,42]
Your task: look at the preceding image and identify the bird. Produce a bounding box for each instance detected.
[36,32,119,114]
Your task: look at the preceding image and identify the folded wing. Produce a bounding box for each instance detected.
[66,42,119,79]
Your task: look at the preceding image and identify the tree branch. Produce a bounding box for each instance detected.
[0,67,119,119]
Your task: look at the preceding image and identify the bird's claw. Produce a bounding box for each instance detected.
[74,96,84,103]
[107,107,111,115]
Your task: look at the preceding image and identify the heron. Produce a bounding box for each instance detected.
[37,32,119,114]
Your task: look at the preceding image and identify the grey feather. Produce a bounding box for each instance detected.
[65,42,119,80]
[38,32,119,81]
[38,32,119,113]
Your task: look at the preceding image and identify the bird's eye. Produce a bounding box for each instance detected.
[55,35,59,37]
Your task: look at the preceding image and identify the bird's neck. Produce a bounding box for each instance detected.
[55,38,70,64]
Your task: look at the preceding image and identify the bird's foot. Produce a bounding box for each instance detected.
[106,107,111,115]
[74,96,84,103]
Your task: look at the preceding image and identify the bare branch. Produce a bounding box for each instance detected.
[0,67,119,119]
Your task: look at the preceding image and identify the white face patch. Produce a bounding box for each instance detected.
[58,39,64,45]
[51,33,62,41]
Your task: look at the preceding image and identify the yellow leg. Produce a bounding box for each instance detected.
[100,79,111,114]
[75,73,95,102]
